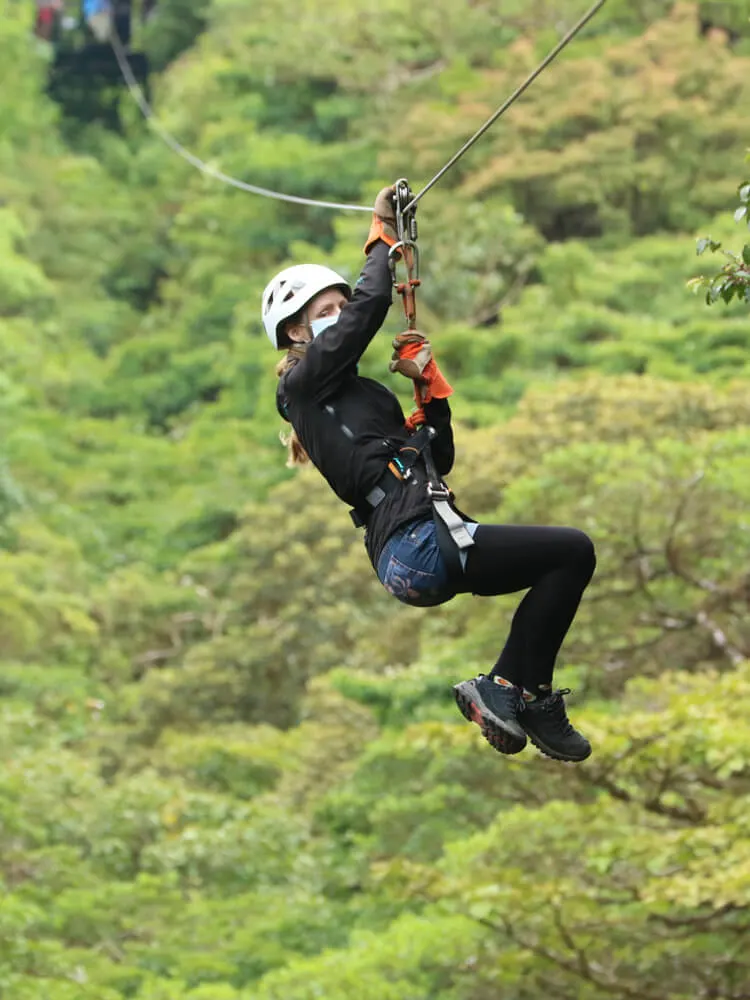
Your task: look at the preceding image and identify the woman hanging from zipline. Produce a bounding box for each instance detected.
[262,184,596,762]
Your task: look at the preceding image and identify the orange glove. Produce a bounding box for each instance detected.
[405,407,426,433]
[389,332,431,380]
[390,332,453,403]
[363,185,399,255]
[420,358,453,402]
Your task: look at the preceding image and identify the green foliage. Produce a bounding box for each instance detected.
[140,0,211,71]
[430,665,750,1000]
[690,170,750,304]
[390,5,750,239]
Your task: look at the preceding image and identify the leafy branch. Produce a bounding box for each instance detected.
[688,178,750,305]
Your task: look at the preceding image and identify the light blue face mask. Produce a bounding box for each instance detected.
[310,315,339,338]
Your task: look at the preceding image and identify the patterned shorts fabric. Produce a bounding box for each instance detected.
[376,516,457,607]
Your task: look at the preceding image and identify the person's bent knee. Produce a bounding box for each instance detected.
[567,528,596,578]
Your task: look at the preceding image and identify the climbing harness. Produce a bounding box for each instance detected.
[110,0,608,213]
[348,423,434,528]
[345,418,475,578]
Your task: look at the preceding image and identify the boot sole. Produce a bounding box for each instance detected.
[522,727,592,763]
[453,681,527,755]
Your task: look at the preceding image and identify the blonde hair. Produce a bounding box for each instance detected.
[276,347,311,467]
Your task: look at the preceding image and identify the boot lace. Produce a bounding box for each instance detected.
[538,688,574,734]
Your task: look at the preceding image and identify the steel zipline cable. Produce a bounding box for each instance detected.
[111,0,607,214]
[405,0,607,211]
[109,31,372,212]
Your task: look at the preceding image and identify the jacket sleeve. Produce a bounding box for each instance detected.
[283,241,393,403]
[424,397,454,477]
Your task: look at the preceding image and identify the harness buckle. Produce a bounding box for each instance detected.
[426,482,451,502]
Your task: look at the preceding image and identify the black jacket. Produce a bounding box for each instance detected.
[276,240,456,568]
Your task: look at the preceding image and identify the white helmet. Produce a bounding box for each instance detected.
[261,263,352,348]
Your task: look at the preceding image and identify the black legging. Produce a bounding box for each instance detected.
[455,525,596,694]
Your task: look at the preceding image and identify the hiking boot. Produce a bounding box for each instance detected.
[453,675,527,755]
[520,688,591,762]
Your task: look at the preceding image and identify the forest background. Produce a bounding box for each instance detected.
[2,0,750,997]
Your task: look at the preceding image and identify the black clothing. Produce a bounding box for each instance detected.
[520,690,592,762]
[456,525,596,692]
[453,675,527,755]
[275,242,595,699]
[277,241,455,568]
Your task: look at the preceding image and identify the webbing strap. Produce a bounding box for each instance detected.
[421,444,475,554]
[395,424,436,473]
[431,497,475,551]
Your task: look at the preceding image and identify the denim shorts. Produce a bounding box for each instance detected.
[376,516,459,607]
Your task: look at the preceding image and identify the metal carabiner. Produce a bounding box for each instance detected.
[388,178,421,330]
[393,177,418,244]
[388,239,420,281]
